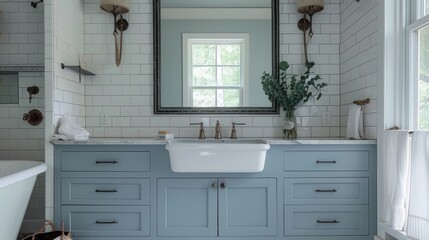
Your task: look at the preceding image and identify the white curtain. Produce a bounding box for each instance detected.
[382,130,410,230]
[407,131,429,240]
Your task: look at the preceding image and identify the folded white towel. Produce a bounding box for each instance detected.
[57,117,90,141]
[346,105,362,139]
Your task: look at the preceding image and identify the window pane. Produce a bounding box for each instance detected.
[216,89,240,107]
[424,0,429,17]
[418,24,429,130]
[192,44,215,65]
[185,36,247,108]
[419,81,429,129]
[193,67,216,86]
[217,67,240,86]
[193,89,216,107]
[218,45,240,65]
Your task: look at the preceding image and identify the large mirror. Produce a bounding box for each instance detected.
[154,0,279,114]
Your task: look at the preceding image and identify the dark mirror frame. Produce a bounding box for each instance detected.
[153,0,279,114]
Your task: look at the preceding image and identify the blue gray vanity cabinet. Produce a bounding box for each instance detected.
[54,145,159,239]
[279,144,377,240]
[54,142,376,240]
[157,178,277,237]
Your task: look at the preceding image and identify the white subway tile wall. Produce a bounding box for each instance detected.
[81,0,348,139]
[52,0,85,128]
[0,0,44,65]
[0,72,45,232]
[340,0,378,139]
[0,0,45,232]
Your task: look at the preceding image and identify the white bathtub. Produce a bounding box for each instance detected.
[0,160,47,240]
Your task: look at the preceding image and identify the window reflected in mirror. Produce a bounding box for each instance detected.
[183,34,248,107]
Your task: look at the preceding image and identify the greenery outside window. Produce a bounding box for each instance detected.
[182,33,249,107]
[417,25,429,129]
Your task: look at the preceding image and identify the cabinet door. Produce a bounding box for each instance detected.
[218,178,277,236]
[157,178,217,237]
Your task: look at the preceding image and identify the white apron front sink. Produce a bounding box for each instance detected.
[165,139,270,173]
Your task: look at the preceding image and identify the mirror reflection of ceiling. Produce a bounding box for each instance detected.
[161,0,271,20]
[161,0,271,8]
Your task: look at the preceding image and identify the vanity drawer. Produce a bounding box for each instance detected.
[61,178,150,205]
[284,178,368,204]
[62,206,150,237]
[284,205,368,236]
[283,151,369,171]
[60,151,151,172]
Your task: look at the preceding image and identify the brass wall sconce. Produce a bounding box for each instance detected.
[296,0,324,63]
[100,0,130,67]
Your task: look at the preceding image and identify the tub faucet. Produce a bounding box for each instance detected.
[214,120,222,139]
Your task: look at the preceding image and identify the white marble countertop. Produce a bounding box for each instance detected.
[51,137,376,145]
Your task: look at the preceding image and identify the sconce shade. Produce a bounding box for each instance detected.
[100,0,130,14]
[296,0,324,15]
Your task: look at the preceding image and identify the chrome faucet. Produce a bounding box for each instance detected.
[214,120,222,139]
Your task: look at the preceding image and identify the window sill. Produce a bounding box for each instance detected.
[381,223,410,240]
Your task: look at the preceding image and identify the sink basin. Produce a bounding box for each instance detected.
[165,139,270,172]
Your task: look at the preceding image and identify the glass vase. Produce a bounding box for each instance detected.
[283,112,297,139]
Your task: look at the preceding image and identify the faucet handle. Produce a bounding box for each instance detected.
[232,122,245,127]
[230,122,245,139]
[190,122,205,139]
[215,120,222,139]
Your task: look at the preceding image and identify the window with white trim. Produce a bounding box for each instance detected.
[182,34,249,107]
[415,0,429,19]
[408,1,429,130]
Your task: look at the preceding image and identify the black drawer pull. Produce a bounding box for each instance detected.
[95,189,118,193]
[96,220,118,224]
[317,220,339,224]
[315,189,337,192]
[96,160,119,164]
[316,160,337,164]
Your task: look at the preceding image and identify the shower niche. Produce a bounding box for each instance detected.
[0,73,19,104]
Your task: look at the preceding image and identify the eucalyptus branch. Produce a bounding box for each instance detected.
[261,61,328,118]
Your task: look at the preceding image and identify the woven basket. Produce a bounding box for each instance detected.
[21,221,72,240]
